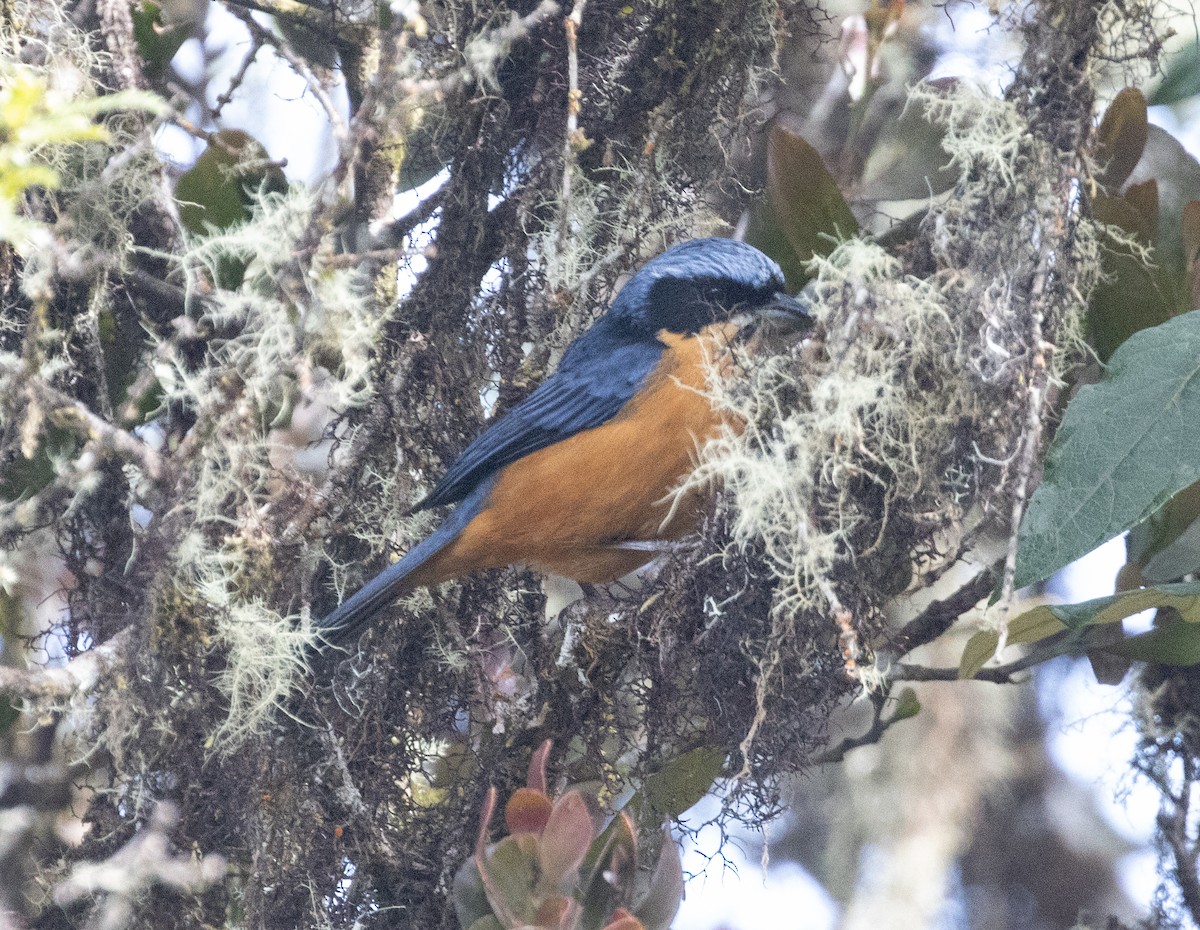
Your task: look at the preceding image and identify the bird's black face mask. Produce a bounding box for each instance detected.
[642,277,815,338]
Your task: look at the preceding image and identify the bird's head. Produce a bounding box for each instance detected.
[606,238,814,338]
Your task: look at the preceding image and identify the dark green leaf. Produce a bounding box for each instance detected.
[1108,614,1200,665]
[1015,311,1200,588]
[131,1,190,82]
[767,126,858,260]
[891,687,921,721]
[1150,44,1200,107]
[478,833,540,928]
[642,747,724,818]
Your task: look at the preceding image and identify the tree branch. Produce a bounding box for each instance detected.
[0,356,164,480]
[889,563,1001,656]
[0,629,131,700]
[891,637,1060,684]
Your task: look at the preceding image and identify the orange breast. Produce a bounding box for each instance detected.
[410,323,740,587]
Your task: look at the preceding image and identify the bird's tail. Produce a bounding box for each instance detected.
[314,476,495,648]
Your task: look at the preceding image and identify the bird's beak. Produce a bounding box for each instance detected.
[757,291,815,333]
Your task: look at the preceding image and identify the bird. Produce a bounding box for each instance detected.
[317,238,813,647]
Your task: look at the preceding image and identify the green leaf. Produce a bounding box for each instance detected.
[1150,44,1200,107]
[1141,517,1200,582]
[478,834,540,928]
[642,747,724,819]
[397,115,448,193]
[1183,200,1200,269]
[891,686,921,721]
[1015,311,1200,589]
[958,629,999,679]
[579,813,636,929]
[860,95,956,201]
[961,585,1200,677]
[131,1,190,82]
[1004,605,1069,646]
[1127,482,1200,583]
[1186,200,1200,310]
[1046,581,1200,629]
[1108,613,1200,665]
[743,199,811,293]
[1087,186,1176,361]
[0,425,75,502]
[766,126,858,265]
[745,126,858,292]
[1133,127,1200,289]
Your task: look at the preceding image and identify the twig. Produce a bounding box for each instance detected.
[368,186,447,250]
[891,636,1062,683]
[397,1,560,102]
[54,802,225,930]
[226,7,351,151]
[1167,794,1200,922]
[997,238,1057,649]
[213,44,262,116]
[889,563,1000,656]
[0,629,131,700]
[813,691,891,764]
[96,0,144,90]
[1146,761,1200,924]
[808,569,858,677]
[1,357,164,480]
[557,0,587,254]
[320,246,420,269]
[316,724,401,867]
[116,268,195,318]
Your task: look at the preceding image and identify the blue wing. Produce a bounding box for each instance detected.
[415,322,664,511]
[316,323,662,647]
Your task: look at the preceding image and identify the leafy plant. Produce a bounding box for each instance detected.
[0,63,162,250]
[1015,310,1200,590]
[453,743,684,930]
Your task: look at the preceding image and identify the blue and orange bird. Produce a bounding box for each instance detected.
[317,238,813,647]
